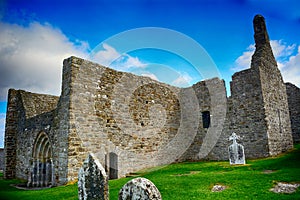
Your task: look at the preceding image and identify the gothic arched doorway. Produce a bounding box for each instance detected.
[28,132,53,187]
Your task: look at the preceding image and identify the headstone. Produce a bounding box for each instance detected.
[119,177,162,200]
[228,132,246,165]
[78,153,109,200]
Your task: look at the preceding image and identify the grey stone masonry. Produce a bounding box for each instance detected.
[286,83,300,143]
[251,15,293,155]
[0,148,4,170]
[3,14,297,186]
[119,177,162,200]
[78,153,109,200]
[4,89,59,180]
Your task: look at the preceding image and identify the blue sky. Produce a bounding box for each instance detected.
[0,0,300,147]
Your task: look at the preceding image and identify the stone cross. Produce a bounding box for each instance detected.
[119,177,162,200]
[78,153,109,200]
[228,132,246,165]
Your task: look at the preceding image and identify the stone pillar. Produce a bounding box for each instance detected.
[32,160,38,187]
[78,153,109,200]
[4,89,23,179]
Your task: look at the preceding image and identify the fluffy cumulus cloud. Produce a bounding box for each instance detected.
[91,44,196,87]
[172,72,193,87]
[140,72,159,81]
[91,43,147,71]
[0,21,89,101]
[0,21,90,147]
[232,44,255,71]
[280,46,300,86]
[233,40,300,87]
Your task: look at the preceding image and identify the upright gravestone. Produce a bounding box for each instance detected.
[78,153,109,200]
[119,177,162,200]
[228,132,246,165]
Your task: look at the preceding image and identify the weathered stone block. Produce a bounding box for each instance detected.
[78,153,109,200]
[119,177,162,200]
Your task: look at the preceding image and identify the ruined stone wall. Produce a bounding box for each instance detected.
[4,89,59,180]
[4,89,25,179]
[16,91,59,180]
[4,15,297,185]
[251,15,293,155]
[63,56,205,180]
[178,81,210,161]
[286,83,300,143]
[47,58,85,185]
[256,54,293,155]
[229,68,269,158]
[0,148,4,170]
[206,68,270,160]
[180,78,227,161]
[205,15,294,160]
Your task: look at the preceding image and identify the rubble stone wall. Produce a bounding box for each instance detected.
[3,15,297,185]
[286,83,300,143]
[4,90,59,181]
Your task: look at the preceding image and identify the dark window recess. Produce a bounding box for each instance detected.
[202,111,210,128]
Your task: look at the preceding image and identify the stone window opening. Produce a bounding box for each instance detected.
[202,111,211,129]
[27,132,54,187]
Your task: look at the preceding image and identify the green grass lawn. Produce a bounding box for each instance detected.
[1,144,300,200]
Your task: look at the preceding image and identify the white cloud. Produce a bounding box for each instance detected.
[124,56,147,69]
[91,43,147,71]
[233,40,299,87]
[280,46,300,86]
[0,21,89,101]
[232,44,255,71]
[172,72,193,87]
[92,43,120,66]
[270,40,296,59]
[141,72,159,81]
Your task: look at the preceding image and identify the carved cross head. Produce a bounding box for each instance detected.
[229,132,240,142]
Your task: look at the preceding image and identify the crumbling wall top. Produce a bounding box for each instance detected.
[12,89,59,119]
[253,14,270,47]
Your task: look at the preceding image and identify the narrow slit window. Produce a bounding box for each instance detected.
[202,111,210,128]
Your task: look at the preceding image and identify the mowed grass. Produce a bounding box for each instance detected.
[1,144,300,200]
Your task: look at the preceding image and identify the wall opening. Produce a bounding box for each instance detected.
[28,132,53,187]
[202,111,211,128]
[109,152,118,179]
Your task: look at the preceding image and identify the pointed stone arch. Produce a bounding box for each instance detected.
[28,132,54,187]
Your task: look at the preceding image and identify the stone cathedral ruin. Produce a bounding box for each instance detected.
[4,15,300,187]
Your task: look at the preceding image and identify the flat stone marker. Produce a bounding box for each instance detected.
[78,153,109,200]
[228,132,246,165]
[119,177,162,200]
[270,182,300,194]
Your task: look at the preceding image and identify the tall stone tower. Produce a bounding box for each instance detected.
[251,15,293,155]
[229,15,293,158]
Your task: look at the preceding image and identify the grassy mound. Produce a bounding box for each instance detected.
[1,144,299,199]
